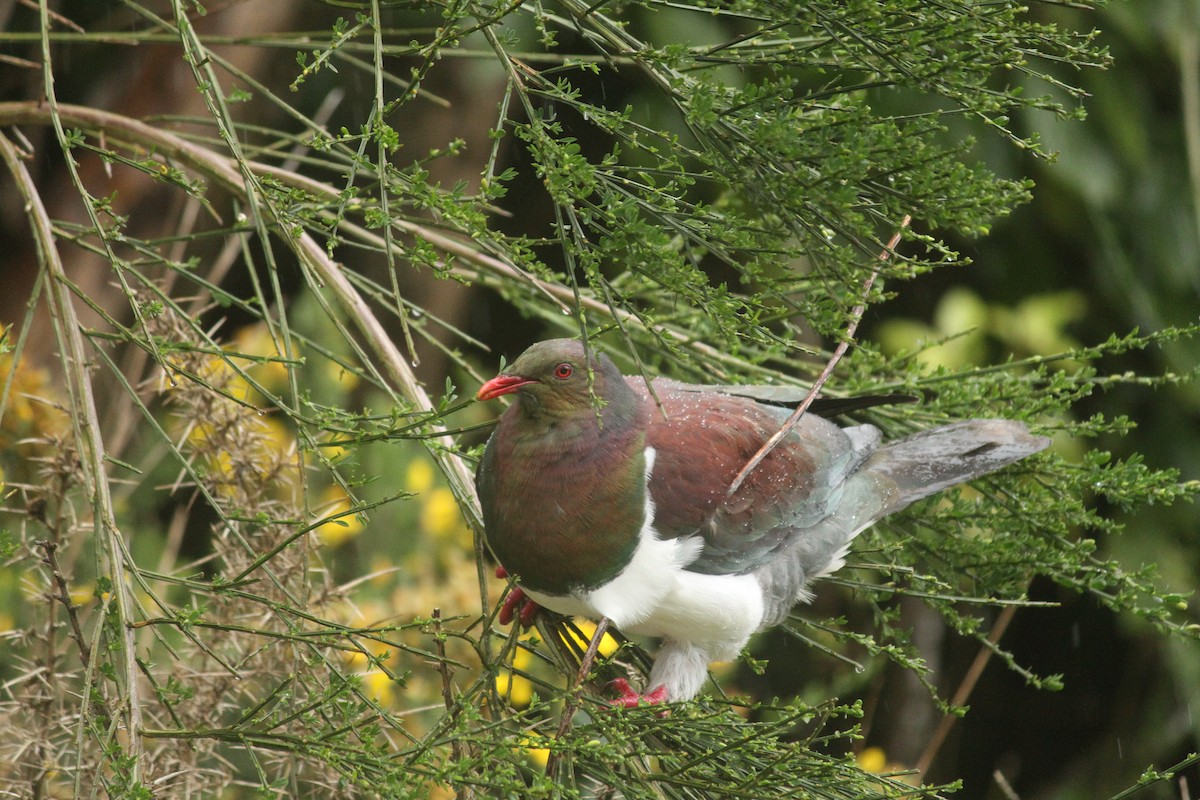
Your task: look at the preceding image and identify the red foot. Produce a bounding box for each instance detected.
[495,566,540,628]
[608,678,669,708]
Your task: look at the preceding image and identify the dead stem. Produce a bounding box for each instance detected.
[546,616,611,779]
[431,609,464,766]
[915,604,1017,778]
[36,540,92,667]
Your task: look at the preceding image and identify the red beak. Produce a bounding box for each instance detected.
[476,374,536,401]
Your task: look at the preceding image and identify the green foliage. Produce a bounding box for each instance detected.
[0,0,1194,798]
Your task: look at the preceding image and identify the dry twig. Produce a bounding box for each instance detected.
[546,616,612,779]
[726,215,912,498]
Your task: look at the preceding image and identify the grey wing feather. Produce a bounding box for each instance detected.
[683,411,882,575]
[752,419,1049,625]
[655,379,916,416]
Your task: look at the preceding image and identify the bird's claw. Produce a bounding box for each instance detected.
[493,571,667,708]
[608,678,669,708]
[495,566,540,628]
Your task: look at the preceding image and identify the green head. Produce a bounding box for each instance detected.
[476,338,630,423]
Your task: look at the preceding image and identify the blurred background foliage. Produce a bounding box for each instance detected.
[864,1,1200,794]
[0,0,1197,798]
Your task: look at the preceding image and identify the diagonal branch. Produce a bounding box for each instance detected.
[915,604,1017,778]
[725,215,911,499]
[545,616,611,779]
[0,129,147,768]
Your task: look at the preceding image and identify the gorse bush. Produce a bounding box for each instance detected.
[0,0,1196,798]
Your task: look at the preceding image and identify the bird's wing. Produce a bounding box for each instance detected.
[631,378,882,576]
[649,378,917,417]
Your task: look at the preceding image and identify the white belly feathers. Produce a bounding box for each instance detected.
[520,448,767,661]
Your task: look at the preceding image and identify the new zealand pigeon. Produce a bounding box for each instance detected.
[475,339,1049,705]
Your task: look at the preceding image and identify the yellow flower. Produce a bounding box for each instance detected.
[69,583,95,607]
[856,746,888,774]
[517,735,551,768]
[190,353,254,404]
[0,342,68,443]
[322,356,360,393]
[233,322,291,395]
[256,416,295,458]
[343,647,370,670]
[320,436,350,465]
[361,669,396,707]
[496,635,537,707]
[565,618,620,658]
[406,458,471,548]
[314,485,365,547]
[495,670,534,708]
[420,487,470,548]
[185,414,295,490]
[405,459,435,495]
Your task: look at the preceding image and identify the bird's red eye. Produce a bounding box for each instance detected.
[553,363,573,379]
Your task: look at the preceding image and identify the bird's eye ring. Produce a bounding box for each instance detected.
[553,363,573,379]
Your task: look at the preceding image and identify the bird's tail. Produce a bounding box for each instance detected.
[755,419,1048,627]
[866,419,1050,516]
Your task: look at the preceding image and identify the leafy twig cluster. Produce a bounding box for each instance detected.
[0,0,1194,798]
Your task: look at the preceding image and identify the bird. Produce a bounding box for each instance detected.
[474,338,1049,706]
